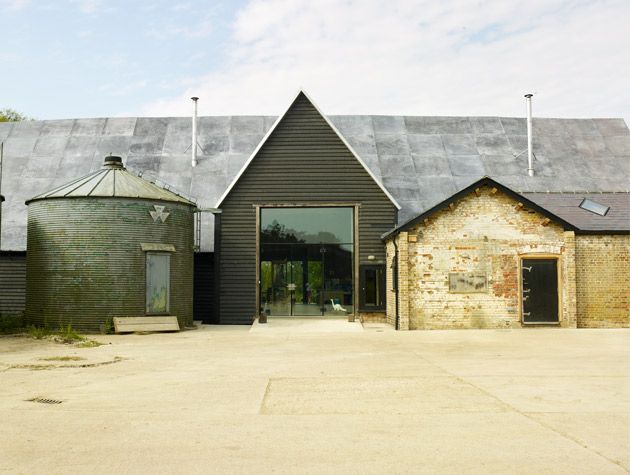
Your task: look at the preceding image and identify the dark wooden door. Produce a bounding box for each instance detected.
[522,259,559,324]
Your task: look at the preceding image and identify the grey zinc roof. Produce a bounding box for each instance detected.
[522,192,630,232]
[1,115,629,251]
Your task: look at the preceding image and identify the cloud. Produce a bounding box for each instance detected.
[145,18,213,40]
[140,0,630,126]
[0,0,29,10]
[69,0,102,14]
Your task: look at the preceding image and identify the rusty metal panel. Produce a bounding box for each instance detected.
[25,198,195,333]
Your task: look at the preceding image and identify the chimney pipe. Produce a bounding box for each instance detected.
[191,96,199,167]
[525,93,534,177]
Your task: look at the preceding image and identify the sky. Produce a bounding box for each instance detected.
[1,0,629,126]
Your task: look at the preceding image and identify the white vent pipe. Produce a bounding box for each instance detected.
[525,93,534,177]
[191,96,199,167]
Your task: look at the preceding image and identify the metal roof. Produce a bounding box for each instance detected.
[1,113,629,251]
[26,157,196,206]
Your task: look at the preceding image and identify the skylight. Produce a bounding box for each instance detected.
[579,198,610,216]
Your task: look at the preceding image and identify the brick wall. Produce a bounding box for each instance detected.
[575,235,630,327]
[391,186,576,330]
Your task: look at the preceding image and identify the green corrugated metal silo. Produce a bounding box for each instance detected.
[25,156,196,332]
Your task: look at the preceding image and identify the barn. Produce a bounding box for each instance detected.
[0,90,628,329]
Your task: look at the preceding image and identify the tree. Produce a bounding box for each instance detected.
[0,108,29,122]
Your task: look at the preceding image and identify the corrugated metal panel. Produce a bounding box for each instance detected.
[0,251,26,316]
[25,198,195,333]
[28,163,195,205]
[193,252,215,323]
[218,92,397,324]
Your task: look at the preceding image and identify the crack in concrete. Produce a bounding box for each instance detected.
[412,350,629,473]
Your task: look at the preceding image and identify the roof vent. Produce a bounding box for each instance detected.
[103,155,124,169]
[579,198,609,216]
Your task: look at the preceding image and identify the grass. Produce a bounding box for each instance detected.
[38,356,86,362]
[27,325,53,339]
[22,324,103,347]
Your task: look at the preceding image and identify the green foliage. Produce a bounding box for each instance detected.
[100,318,114,335]
[56,324,86,343]
[0,314,25,334]
[0,108,29,122]
[27,325,53,339]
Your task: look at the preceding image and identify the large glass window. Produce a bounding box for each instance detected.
[260,207,354,317]
[146,253,170,314]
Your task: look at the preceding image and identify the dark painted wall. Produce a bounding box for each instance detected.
[218,93,397,324]
[194,252,216,324]
[0,251,26,316]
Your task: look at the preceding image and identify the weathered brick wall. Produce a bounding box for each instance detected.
[385,240,396,327]
[398,187,575,330]
[575,235,630,327]
[358,312,387,323]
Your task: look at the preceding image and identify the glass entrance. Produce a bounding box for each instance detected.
[260,207,354,317]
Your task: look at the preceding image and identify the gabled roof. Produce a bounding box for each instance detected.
[382,176,579,239]
[215,89,401,210]
[523,192,630,234]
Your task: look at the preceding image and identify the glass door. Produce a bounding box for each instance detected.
[260,207,354,317]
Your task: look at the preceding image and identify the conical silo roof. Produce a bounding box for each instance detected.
[26,156,195,206]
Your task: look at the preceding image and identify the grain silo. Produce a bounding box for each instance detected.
[25,156,196,332]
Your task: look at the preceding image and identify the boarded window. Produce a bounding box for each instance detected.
[448,272,487,293]
[146,253,170,314]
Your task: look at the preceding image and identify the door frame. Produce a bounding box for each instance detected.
[254,203,360,319]
[518,254,562,325]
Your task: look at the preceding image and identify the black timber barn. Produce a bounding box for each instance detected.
[1,89,630,327]
[215,92,399,324]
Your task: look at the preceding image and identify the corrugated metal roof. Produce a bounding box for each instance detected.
[522,192,630,232]
[1,114,629,250]
[26,159,196,206]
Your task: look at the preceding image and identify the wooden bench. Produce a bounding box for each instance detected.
[113,316,180,334]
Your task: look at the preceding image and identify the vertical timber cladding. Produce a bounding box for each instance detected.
[218,93,398,324]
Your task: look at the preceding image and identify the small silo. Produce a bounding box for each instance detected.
[25,156,196,332]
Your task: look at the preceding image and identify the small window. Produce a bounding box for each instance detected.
[146,253,170,314]
[579,198,609,216]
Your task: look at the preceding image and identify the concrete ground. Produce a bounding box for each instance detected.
[1,322,628,474]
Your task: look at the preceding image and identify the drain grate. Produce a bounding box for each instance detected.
[27,397,63,405]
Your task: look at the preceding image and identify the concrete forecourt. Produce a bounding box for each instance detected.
[1,322,628,474]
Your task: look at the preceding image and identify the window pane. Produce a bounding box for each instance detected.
[579,198,609,216]
[146,253,170,314]
[261,207,353,244]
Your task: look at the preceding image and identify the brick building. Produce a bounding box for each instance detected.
[384,177,629,330]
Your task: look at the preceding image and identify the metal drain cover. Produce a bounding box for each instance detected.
[27,397,63,404]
